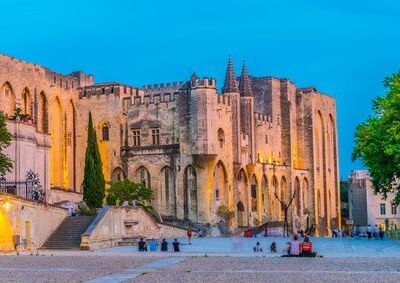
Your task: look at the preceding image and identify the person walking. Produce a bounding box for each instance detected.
[373,225,379,240]
[187,228,193,245]
[366,224,373,239]
[355,224,361,238]
[172,239,180,252]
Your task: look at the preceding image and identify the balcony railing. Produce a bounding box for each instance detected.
[0,170,46,202]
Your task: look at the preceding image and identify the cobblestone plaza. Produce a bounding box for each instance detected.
[1,237,400,282]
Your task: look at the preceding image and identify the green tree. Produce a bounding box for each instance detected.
[353,71,400,205]
[82,112,105,208]
[106,180,153,211]
[0,112,12,174]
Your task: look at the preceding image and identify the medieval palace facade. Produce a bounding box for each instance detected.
[0,54,340,235]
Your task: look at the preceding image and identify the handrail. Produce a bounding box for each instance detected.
[82,205,110,236]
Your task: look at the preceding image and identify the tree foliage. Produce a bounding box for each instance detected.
[83,112,105,208]
[0,112,12,174]
[105,180,153,210]
[353,71,400,204]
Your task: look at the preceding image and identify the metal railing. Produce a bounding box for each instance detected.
[0,170,46,202]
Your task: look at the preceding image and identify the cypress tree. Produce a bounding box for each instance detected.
[83,112,105,208]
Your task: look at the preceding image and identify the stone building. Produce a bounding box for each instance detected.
[348,170,399,229]
[0,54,340,235]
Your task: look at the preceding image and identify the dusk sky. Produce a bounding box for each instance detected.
[1,0,400,179]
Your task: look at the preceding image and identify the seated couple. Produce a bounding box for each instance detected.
[282,235,318,257]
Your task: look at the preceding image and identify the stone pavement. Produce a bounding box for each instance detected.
[1,237,400,282]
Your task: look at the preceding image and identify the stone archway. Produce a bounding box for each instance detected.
[237,201,245,227]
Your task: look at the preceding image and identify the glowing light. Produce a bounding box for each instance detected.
[0,207,14,252]
[2,201,11,212]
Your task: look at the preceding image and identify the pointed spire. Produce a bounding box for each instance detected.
[239,61,253,97]
[222,56,239,93]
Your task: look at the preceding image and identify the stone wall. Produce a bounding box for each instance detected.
[0,192,67,252]
[80,206,187,251]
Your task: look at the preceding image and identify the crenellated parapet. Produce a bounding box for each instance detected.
[143,81,186,96]
[254,112,273,128]
[0,53,93,91]
[78,83,139,99]
[190,77,216,89]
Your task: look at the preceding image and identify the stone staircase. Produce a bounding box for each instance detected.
[41,216,95,250]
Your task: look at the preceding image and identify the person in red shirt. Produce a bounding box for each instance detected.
[187,229,193,245]
[300,237,315,257]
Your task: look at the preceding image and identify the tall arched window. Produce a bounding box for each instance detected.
[22,87,32,116]
[102,124,110,141]
[136,166,151,189]
[39,92,49,134]
[251,175,258,212]
[1,82,15,117]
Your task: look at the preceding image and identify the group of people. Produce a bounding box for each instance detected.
[138,238,181,252]
[252,235,317,257]
[282,235,317,257]
[364,224,385,240]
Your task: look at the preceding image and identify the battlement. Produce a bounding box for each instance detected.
[143,81,186,96]
[190,77,216,89]
[254,112,273,127]
[126,91,179,107]
[0,53,93,90]
[79,83,138,98]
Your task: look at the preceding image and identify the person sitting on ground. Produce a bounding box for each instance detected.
[138,238,147,252]
[172,238,180,252]
[300,237,316,257]
[289,235,301,256]
[149,239,157,251]
[160,239,168,251]
[282,241,291,255]
[253,242,263,252]
[270,242,277,253]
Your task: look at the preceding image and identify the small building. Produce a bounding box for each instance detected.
[348,170,399,230]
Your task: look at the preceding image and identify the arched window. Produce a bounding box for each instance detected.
[218,128,225,148]
[39,92,49,134]
[251,175,257,212]
[1,82,15,117]
[111,167,125,181]
[136,166,151,189]
[102,124,110,141]
[22,88,32,116]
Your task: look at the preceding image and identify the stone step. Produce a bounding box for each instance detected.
[41,215,95,250]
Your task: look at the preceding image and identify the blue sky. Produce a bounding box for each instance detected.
[1,0,400,179]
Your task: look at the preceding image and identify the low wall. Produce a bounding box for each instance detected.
[0,193,67,252]
[50,188,83,204]
[81,206,187,250]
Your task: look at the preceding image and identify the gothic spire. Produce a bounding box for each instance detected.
[222,56,239,93]
[239,61,253,97]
